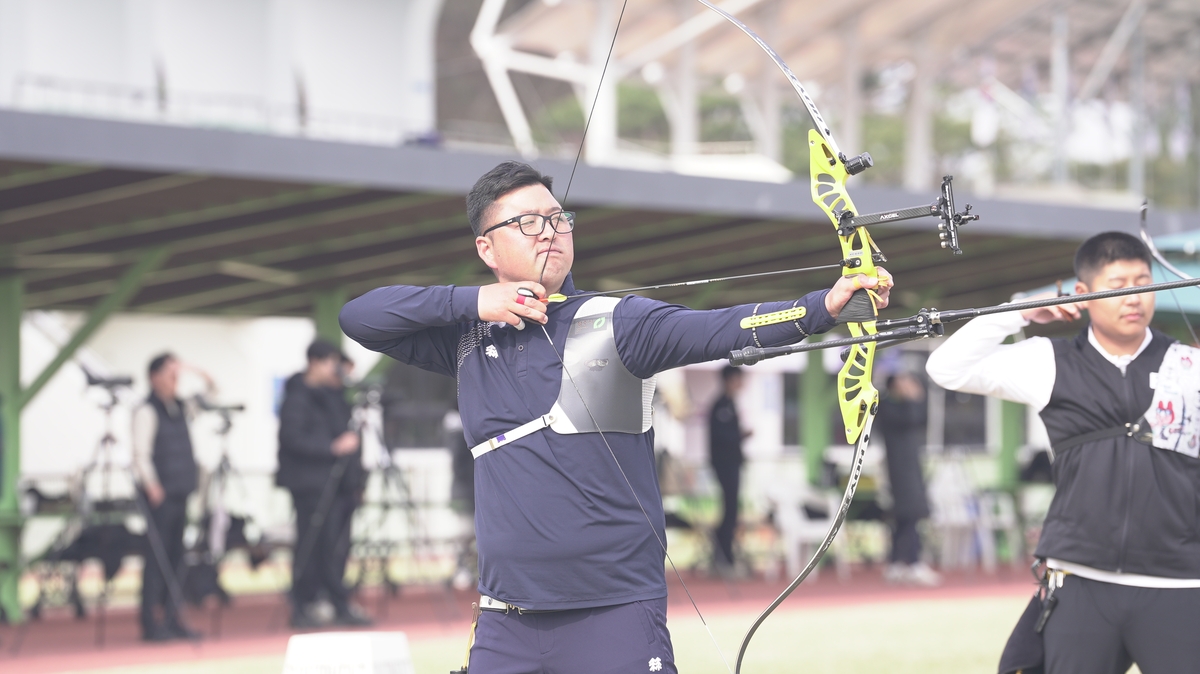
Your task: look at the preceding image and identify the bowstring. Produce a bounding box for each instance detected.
[537,323,734,674]
[529,2,733,671]
[561,0,631,208]
[1163,278,1200,347]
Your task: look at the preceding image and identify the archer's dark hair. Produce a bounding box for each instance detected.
[466,161,554,236]
[721,365,744,383]
[1074,232,1152,284]
[148,352,176,377]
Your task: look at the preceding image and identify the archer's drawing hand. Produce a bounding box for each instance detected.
[1020,291,1083,324]
[826,267,893,319]
[478,282,548,327]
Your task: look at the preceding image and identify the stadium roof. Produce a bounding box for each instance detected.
[2,108,1198,318]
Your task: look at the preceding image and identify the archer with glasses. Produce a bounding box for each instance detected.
[339,161,894,673]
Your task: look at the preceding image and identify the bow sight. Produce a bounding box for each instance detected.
[835,175,979,256]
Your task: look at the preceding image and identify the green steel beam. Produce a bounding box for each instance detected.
[228,267,497,317]
[572,213,721,253]
[999,400,1024,491]
[0,164,100,191]
[803,349,833,486]
[572,221,789,274]
[25,204,459,308]
[313,288,348,345]
[19,248,170,408]
[683,281,724,309]
[362,354,396,382]
[0,272,23,622]
[136,230,474,313]
[0,175,204,228]
[15,185,356,256]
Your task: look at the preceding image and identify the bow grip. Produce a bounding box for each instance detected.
[836,288,876,324]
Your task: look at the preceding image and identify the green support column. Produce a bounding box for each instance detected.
[802,349,832,486]
[313,288,348,345]
[0,249,168,623]
[0,273,24,622]
[998,400,1025,491]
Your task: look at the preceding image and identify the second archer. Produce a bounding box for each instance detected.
[339,161,893,674]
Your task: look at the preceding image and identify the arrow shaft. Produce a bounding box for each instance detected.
[560,263,843,301]
[937,276,1200,323]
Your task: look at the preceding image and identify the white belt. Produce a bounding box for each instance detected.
[470,414,556,459]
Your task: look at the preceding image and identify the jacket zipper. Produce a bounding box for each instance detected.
[1115,368,1136,572]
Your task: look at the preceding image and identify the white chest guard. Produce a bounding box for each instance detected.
[548,296,656,434]
[470,296,655,459]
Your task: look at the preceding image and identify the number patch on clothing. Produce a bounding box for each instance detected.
[1145,344,1200,458]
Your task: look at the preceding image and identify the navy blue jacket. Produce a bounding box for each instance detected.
[340,274,835,609]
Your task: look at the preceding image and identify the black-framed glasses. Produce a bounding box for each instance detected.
[481,211,575,237]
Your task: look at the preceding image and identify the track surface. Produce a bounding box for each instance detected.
[0,566,1033,673]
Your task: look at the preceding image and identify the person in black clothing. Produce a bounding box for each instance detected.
[708,366,750,573]
[276,340,371,628]
[876,373,939,586]
[131,353,209,641]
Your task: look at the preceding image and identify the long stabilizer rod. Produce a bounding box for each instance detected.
[730,276,1200,365]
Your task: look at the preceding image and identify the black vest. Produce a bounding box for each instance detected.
[149,395,198,497]
[1036,326,1200,577]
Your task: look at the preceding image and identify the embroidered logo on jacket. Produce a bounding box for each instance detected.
[485,345,499,359]
[648,657,663,672]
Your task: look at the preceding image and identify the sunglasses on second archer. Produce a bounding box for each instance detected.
[481,211,575,237]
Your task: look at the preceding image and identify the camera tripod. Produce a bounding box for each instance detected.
[182,399,257,636]
[346,385,442,617]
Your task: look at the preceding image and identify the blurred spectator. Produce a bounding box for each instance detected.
[276,340,370,627]
[877,373,940,586]
[131,353,210,641]
[709,366,750,575]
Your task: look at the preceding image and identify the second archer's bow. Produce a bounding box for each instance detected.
[693,2,979,672]
[1139,201,1200,346]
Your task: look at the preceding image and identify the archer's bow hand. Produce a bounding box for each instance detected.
[1020,290,1084,325]
[826,267,893,320]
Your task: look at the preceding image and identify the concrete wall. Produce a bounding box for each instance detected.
[21,312,315,484]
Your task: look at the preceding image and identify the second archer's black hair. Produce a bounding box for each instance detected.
[466,161,554,236]
[1074,231,1152,285]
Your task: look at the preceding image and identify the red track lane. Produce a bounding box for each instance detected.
[0,567,1033,673]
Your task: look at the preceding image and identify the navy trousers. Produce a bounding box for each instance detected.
[140,493,188,631]
[1042,575,1200,674]
[469,597,676,674]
